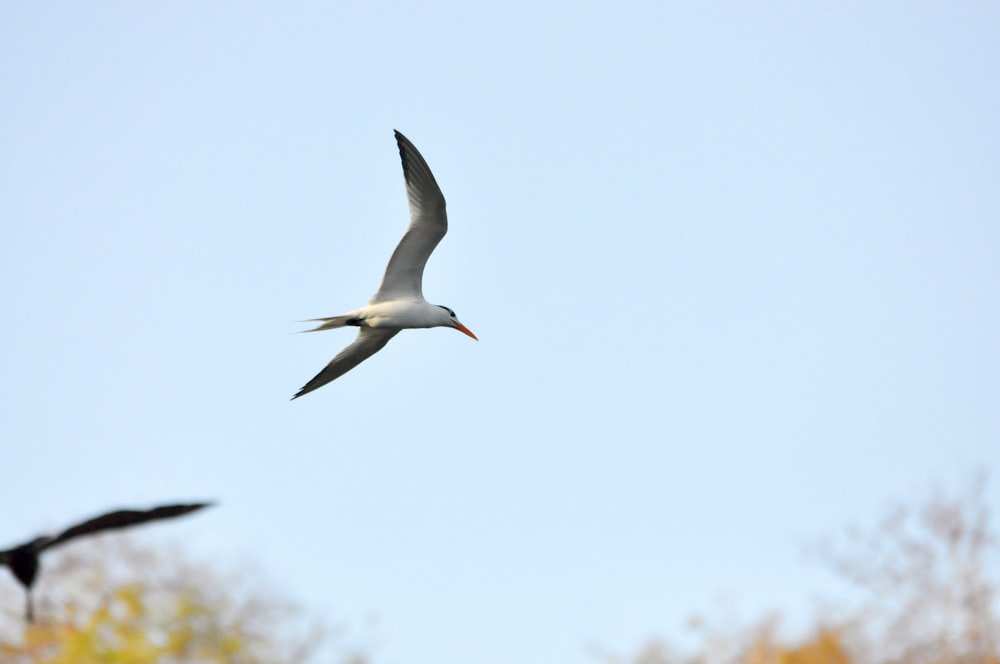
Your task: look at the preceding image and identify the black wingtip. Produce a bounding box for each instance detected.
[394,129,417,154]
[394,130,409,156]
[152,501,216,518]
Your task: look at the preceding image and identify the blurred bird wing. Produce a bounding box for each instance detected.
[43,503,213,551]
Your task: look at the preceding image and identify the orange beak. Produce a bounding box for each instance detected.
[454,322,478,340]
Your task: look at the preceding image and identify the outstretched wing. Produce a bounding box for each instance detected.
[371,131,448,303]
[42,502,213,551]
[292,327,400,399]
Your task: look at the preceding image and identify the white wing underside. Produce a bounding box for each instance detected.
[292,328,400,399]
[371,131,448,303]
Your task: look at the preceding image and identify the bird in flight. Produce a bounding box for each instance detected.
[292,130,477,399]
[0,502,213,622]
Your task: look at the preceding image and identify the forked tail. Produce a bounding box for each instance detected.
[300,315,358,333]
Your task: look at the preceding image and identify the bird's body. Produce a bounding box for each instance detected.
[310,300,457,331]
[0,502,212,622]
[293,130,476,399]
[4,542,44,590]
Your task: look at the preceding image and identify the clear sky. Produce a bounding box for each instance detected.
[2,2,998,662]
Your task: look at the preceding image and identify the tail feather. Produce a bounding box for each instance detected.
[300,315,356,333]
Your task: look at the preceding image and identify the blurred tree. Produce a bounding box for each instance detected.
[818,473,998,663]
[621,474,999,664]
[624,622,853,664]
[772,628,851,664]
[741,623,853,664]
[0,536,368,664]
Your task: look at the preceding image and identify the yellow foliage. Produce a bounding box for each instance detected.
[740,627,852,664]
[775,630,852,664]
[0,572,283,664]
[0,536,335,664]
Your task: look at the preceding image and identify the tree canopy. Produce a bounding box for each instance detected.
[0,536,361,664]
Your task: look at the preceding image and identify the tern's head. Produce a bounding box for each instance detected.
[435,305,478,340]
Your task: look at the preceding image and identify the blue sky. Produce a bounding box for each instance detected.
[2,2,998,662]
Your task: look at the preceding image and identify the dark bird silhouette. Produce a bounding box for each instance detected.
[0,502,212,622]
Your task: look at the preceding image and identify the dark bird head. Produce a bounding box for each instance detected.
[4,540,47,588]
[0,539,50,623]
